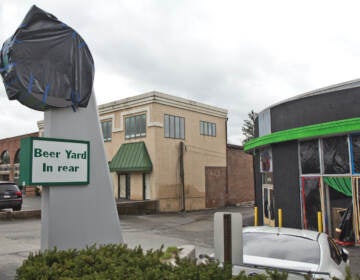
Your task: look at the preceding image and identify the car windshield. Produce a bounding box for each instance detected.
[243,232,320,264]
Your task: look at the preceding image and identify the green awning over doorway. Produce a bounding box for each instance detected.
[109,142,152,173]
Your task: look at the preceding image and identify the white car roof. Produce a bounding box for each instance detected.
[243,226,320,241]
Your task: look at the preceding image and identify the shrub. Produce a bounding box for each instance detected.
[16,244,232,280]
[15,244,358,280]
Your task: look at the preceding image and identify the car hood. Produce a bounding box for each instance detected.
[244,255,319,272]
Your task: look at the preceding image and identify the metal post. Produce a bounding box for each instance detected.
[278,208,283,228]
[317,211,323,232]
[214,212,243,265]
[254,206,258,226]
[223,213,232,264]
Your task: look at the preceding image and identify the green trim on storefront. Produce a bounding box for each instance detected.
[244,117,360,151]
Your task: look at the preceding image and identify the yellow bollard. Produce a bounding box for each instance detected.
[317,211,323,232]
[254,206,258,226]
[278,209,283,228]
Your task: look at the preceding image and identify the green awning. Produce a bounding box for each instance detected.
[323,177,352,197]
[109,142,152,172]
[244,117,360,151]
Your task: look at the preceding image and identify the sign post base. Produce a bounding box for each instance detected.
[41,93,123,250]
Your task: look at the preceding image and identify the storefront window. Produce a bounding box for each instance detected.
[323,177,352,239]
[301,177,321,231]
[260,148,272,173]
[351,135,360,174]
[323,136,350,174]
[300,140,320,174]
[261,173,273,184]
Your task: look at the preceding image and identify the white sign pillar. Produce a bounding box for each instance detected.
[41,93,123,250]
[214,212,243,265]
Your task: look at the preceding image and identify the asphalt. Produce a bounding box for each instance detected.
[1,196,360,279]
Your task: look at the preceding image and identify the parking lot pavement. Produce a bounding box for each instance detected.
[21,195,41,211]
[0,206,252,279]
[347,246,360,275]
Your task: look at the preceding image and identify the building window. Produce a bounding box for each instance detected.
[101,120,112,142]
[143,173,151,200]
[118,174,130,200]
[322,136,349,174]
[14,149,20,164]
[0,151,10,164]
[260,148,272,173]
[299,139,320,174]
[125,114,146,139]
[351,134,360,174]
[301,177,321,230]
[200,121,216,137]
[164,114,185,139]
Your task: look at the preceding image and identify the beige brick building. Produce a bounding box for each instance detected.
[98,91,228,212]
[34,91,254,211]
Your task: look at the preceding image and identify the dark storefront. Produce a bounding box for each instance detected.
[245,80,360,245]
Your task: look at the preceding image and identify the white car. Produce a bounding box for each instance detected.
[236,226,350,279]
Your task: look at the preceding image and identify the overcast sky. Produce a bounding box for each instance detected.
[1,1,360,144]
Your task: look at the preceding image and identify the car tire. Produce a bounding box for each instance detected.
[12,206,21,211]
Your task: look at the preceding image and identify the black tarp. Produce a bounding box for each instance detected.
[323,136,350,174]
[301,177,321,231]
[351,135,360,173]
[300,140,320,174]
[0,5,94,111]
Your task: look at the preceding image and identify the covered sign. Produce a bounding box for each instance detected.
[0,5,94,111]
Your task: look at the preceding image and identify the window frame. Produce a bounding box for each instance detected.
[0,150,10,164]
[322,135,350,175]
[125,114,146,140]
[164,114,185,140]
[299,139,321,175]
[101,120,112,142]
[350,134,360,174]
[200,120,216,137]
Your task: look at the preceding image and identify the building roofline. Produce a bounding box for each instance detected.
[261,78,360,113]
[98,91,228,118]
[227,143,244,150]
[0,132,38,142]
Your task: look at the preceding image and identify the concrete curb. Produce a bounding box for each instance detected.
[0,210,41,220]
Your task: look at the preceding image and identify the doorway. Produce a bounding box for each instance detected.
[323,177,352,239]
[143,173,150,200]
[262,184,275,226]
[301,177,321,231]
[118,174,130,200]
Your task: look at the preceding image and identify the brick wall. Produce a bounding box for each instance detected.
[227,145,254,205]
[205,167,226,208]
[0,132,38,183]
[204,145,255,209]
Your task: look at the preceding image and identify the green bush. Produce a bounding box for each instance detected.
[14,244,357,280]
[16,244,235,280]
